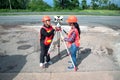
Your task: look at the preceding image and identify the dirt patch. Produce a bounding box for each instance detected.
[17,44,32,50]
[1,25,21,29]
[0,32,9,35]
[16,40,29,44]
[1,40,10,43]
[106,47,113,55]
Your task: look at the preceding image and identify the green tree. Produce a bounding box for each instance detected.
[28,0,51,11]
[53,0,59,9]
[70,0,79,9]
[0,0,29,9]
[99,0,109,6]
[8,0,12,10]
[53,0,79,10]
[0,0,9,9]
[108,1,120,10]
[81,0,87,9]
[54,0,70,9]
[91,0,99,9]
[11,0,29,9]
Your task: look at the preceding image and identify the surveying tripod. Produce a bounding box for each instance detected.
[47,16,77,71]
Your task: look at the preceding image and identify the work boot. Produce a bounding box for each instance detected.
[40,63,45,68]
[74,66,78,71]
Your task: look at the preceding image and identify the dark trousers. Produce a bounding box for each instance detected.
[40,41,50,63]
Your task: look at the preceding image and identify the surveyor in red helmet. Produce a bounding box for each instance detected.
[39,16,55,68]
[64,15,81,70]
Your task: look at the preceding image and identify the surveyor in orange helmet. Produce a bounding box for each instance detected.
[39,16,55,68]
[64,15,81,70]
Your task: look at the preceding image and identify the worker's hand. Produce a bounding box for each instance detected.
[52,26,60,31]
[64,37,68,41]
[52,26,56,30]
[55,27,61,31]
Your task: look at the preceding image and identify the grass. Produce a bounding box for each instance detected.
[0,9,31,12]
[79,10,120,16]
[0,9,120,16]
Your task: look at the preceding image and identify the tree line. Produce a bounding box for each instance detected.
[0,0,120,11]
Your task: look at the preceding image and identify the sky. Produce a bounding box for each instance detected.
[44,0,120,7]
[44,0,54,7]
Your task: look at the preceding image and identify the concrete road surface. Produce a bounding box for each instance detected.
[0,15,120,30]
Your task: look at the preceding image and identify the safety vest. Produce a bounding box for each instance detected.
[67,28,80,47]
[40,26,53,45]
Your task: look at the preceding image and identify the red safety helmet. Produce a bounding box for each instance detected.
[66,16,77,23]
[42,16,51,22]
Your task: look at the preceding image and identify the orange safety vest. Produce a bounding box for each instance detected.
[40,26,53,45]
[67,28,80,48]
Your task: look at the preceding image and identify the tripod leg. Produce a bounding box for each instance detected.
[60,32,70,55]
[60,32,77,71]
[57,31,61,56]
[47,31,61,56]
[47,31,56,55]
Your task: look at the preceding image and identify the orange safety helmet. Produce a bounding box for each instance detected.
[66,16,77,23]
[42,16,51,22]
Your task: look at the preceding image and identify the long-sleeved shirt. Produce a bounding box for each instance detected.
[64,31,76,42]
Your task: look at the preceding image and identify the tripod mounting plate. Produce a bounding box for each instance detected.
[54,16,63,23]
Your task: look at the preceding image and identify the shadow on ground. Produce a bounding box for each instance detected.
[45,49,68,68]
[77,48,91,66]
[47,47,91,69]
[0,55,27,80]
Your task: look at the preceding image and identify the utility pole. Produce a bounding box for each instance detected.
[8,0,12,10]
